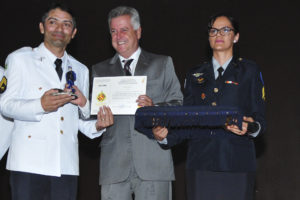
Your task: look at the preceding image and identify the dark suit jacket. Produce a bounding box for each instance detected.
[92,49,183,185]
[166,57,266,172]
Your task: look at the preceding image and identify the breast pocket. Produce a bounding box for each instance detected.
[220,83,240,105]
[26,84,50,98]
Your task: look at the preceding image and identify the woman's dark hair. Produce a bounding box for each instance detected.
[207,12,239,34]
[206,12,240,58]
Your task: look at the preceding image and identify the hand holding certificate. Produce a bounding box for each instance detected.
[91,76,147,115]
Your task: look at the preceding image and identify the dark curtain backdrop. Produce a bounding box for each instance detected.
[1,0,299,199]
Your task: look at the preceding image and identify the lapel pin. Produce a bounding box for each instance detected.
[201,93,206,100]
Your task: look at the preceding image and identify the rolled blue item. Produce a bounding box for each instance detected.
[134,106,243,138]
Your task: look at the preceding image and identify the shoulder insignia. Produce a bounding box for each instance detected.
[260,72,266,101]
[262,86,266,101]
[260,72,265,85]
[0,76,7,94]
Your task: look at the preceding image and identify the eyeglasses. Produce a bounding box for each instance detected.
[208,27,235,37]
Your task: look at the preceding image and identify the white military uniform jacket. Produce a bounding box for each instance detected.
[0,43,103,176]
[0,67,13,160]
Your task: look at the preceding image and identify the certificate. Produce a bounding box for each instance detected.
[91,76,147,115]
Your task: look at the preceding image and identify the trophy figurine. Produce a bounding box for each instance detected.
[66,66,77,98]
[52,66,77,98]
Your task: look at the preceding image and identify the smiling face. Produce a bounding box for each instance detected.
[110,15,141,58]
[39,8,77,51]
[208,16,239,54]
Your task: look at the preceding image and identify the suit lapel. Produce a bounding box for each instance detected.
[202,61,215,85]
[134,50,150,76]
[109,54,126,76]
[222,58,238,80]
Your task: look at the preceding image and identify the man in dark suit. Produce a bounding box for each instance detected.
[92,6,183,200]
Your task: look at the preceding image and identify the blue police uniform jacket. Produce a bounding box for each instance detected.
[167,56,266,172]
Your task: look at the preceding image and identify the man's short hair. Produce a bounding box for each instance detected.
[108,6,140,30]
[41,2,76,30]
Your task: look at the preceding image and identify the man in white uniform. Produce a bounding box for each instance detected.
[0,3,113,200]
[0,66,13,161]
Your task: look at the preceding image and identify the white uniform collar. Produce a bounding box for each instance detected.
[38,43,68,66]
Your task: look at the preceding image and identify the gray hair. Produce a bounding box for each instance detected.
[108,6,141,30]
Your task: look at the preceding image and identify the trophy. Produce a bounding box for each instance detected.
[52,66,77,99]
[66,66,78,99]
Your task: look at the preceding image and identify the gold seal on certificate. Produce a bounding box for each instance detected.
[91,76,147,115]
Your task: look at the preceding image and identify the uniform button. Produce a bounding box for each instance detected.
[60,130,63,135]
[214,88,219,93]
[61,117,64,121]
[212,102,217,106]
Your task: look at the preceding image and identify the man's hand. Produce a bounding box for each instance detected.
[41,89,73,112]
[153,126,168,141]
[96,106,114,131]
[136,95,153,107]
[65,85,87,107]
[226,116,254,135]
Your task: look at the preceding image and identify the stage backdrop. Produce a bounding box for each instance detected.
[0,0,299,199]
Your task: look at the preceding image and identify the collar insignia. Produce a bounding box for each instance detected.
[39,57,45,62]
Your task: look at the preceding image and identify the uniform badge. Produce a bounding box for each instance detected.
[260,72,266,101]
[0,76,7,94]
[197,77,205,84]
[192,73,203,77]
[201,93,206,100]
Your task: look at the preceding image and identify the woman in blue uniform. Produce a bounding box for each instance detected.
[153,13,266,200]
